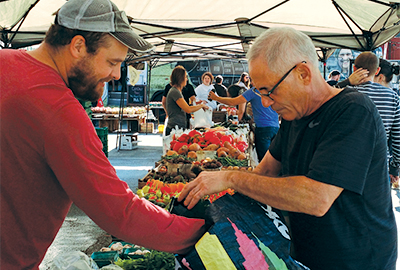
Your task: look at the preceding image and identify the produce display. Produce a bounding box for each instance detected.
[114,250,175,270]
[91,106,147,115]
[168,129,249,160]
[219,105,238,116]
[91,241,175,270]
[137,179,186,208]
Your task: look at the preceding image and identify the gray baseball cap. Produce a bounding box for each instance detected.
[57,0,153,53]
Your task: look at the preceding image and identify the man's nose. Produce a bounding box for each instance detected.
[261,97,274,108]
[111,65,122,81]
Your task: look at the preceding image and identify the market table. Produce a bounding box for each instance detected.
[92,113,146,133]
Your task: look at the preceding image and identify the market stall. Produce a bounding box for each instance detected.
[91,106,147,133]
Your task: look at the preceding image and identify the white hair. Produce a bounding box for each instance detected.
[247,27,319,74]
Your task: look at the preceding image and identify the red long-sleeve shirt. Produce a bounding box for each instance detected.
[0,49,205,269]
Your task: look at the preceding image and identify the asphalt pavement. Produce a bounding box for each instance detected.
[39,132,400,269]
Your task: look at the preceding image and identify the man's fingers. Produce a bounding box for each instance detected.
[185,187,203,210]
[178,181,195,202]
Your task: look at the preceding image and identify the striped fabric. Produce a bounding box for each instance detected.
[355,81,400,175]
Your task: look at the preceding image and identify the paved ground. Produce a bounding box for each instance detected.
[39,132,400,269]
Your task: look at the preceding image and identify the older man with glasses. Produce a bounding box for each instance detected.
[179,27,397,270]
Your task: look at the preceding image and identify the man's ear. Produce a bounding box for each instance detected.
[375,73,384,83]
[297,62,312,85]
[375,67,381,76]
[69,35,87,59]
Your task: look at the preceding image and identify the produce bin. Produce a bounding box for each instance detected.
[91,251,119,268]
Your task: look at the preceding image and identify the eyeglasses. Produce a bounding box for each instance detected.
[252,61,307,101]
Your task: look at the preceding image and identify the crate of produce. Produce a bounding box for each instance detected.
[140,123,154,133]
[212,111,228,123]
[122,247,150,259]
[108,241,134,252]
[91,251,119,268]
[95,127,108,157]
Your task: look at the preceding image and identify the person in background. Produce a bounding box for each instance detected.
[375,59,400,188]
[326,70,341,86]
[213,75,228,97]
[209,86,279,161]
[375,58,400,94]
[182,80,197,128]
[347,55,400,190]
[194,71,217,110]
[162,79,196,129]
[236,72,251,90]
[165,66,208,136]
[337,48,354,77]
[179,27,397,270]
[0,0,207,268]
[334,67,370,88]
[224,84,247,121]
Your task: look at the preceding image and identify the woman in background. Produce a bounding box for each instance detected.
[194,72,217,110]
[236,72,251,90]
[375,58,400,91]
[165,66,208,136]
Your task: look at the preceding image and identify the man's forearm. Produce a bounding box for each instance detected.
[228,171,342,217]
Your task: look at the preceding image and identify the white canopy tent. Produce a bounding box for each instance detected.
[1,0,400,64]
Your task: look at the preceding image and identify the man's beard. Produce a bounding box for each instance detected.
[68,57,107,102]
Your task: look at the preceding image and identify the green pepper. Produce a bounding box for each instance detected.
[142,185,150,194]
[156,189,163,198]
[163,194,171,204]
[137,189,145,198]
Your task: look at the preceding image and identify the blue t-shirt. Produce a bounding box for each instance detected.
[242,89,279,128]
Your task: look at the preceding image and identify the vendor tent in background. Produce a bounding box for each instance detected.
[1,0,400,65]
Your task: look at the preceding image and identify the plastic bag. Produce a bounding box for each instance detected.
[193,108,213,128]
[51,251,99,270]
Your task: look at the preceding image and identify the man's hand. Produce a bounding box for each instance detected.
[349,68,369,85]
[178,171,231,209]
[208,91,218,101]
[390,174,399,184]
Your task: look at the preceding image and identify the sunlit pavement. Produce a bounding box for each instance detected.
[391,189,400,269]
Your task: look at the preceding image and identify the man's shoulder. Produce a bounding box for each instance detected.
[326,87,374,109]
[356,82,397,96]
[0,48,20,57]
[184,84,195,91]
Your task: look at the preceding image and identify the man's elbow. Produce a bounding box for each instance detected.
[310,197,334,217]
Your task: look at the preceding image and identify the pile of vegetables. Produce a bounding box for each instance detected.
[114,250,175,270]
[137,178,235,208]
[136,179,186,208]
[168,129,248,161]
[204,188,235,203]
[217,156,249,167]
